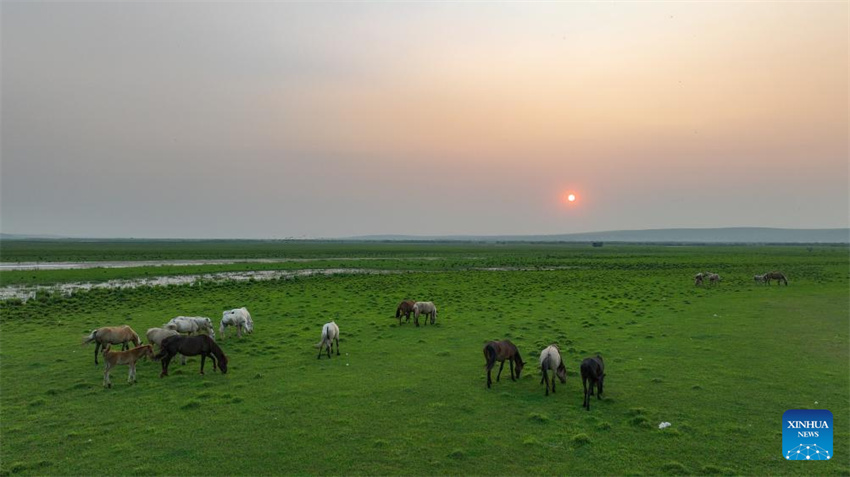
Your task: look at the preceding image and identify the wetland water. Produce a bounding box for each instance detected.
[0,268,402,301]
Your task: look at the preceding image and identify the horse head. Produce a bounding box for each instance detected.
[556,362,567,384]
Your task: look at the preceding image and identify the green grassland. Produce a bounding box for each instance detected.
[0,244,848,476]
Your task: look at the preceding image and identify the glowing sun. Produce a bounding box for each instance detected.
[567,194,576,202]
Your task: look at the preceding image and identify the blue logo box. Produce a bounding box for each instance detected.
[783,409,833,461]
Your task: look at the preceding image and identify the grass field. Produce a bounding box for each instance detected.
[1,243,848,476]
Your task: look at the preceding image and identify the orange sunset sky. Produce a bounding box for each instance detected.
[2,2,847,238]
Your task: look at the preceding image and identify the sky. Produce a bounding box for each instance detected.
[1,2,847,239]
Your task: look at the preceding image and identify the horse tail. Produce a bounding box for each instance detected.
[82,329,98,346]
[315,327,327,348]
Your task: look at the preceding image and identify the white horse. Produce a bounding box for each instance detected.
[145,327,186,365]
[707,273,721,286]
[220,310,251,339]
[164,316,216,339]
[413,301,437,327]
[539,344,567,396]
[315,321,340,359]
[222,308,253,335]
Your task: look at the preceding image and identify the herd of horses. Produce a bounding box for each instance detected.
[83,308,246,387]
[84,273,784,406]
[694,270,788,287]
[482,339,605,409]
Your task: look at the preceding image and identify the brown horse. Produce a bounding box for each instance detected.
[395,300,416,325]
[102,344,154,388]
[155,335,228,377]
[764,271,788,285]
[483,340,524,388]
[82,325,141,365]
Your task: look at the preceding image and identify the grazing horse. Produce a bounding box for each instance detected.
[223,308,253,334]
[155,335,228,377]
[753,274,766,285]
[694,273,705,286]
[764,271,788,286]
[315,321,340,359]
[413,301,437,327]
[539,344,567,396]
[164,316,216,338]
[102,344,154,388]
[708,273,721,286]
[395,300,416,325]
[483,340,524,388]
[580,354,606,410]
[220,309,252,339]
[146,327,186,365]
[82,325,141,365]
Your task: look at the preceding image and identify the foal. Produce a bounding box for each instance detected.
[483,340,524,388]
[102,344,154,388]
[539,344,567,396]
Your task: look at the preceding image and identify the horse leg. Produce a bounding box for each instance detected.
[104,362,111,388]
[327,341,331,358]
[128,363,136,384]
[496,360,505,382]
[94,342,100,365]
[582,377,589,410]
[509,359,515,381]
[199,354,206,375]
[317,341,324,359]
[122,341,129,351]
[335,336,340,355]
[486,364,493,388]
[160,354,172,378]
[543,368,550,396]
[210,353,217,372]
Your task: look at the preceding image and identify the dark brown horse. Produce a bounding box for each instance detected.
[483,340,524,388]
[580,354,605,410]
[155,335,228,377]
[395,300,416,325]
[764,271,788,285]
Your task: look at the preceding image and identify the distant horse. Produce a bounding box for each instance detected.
[82,325,141,365]
[220,309,252,339]
[413,301,437,327]
[694,273,704,287]
[395,300,416,325]
[102,344,154,388]
[146,327,186,365]
[580,354,605,410]
[315,321,340,359]
[164,316,216,338]
[223,308,253,334]
[155,335,228,377]
[539,344,567,396]
[708,273,721,286]
[483,340,525,388]
[753,274,766,285]
[764,271,788,286]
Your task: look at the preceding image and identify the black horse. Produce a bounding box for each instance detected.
[155,335,228,377]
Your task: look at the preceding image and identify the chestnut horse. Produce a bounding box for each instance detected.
[395,300,416,325]
[483,340,524,388]
[102,344,154,388]
[82,325,141,365]
[155,335,228,377]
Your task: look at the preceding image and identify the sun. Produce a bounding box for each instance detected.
[568,194,576,202]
